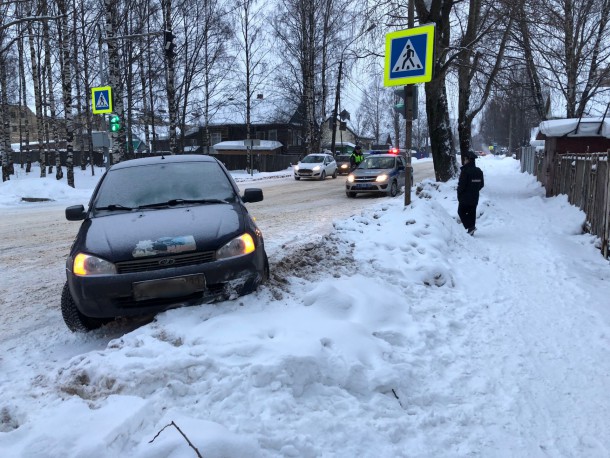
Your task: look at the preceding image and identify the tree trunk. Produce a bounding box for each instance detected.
[163,0,177,155]
[57,0,74,187]
[105,0,126,162]
[79,0,95,175]
[1,60,10,182]
[425,75,457,181]
[415,0,457,181]
[18,19,32,173]
[42,11,63,180]
[27,21,46,177]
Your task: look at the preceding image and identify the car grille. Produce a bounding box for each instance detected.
[299,170,313,176]
[354,176,377,183]
[116,251,216,273]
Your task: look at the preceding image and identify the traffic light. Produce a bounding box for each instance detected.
[164,30,175,58]
[109,114,121,133]
[394,87,418,120]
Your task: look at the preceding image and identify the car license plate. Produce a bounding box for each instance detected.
[353,184,370,189]
[132,274,206,301]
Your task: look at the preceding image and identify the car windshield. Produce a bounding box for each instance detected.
[359,157,396,170]
[300,155,324,164]
[93,161,237,211]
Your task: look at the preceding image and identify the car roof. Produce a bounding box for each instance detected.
[366,153,399,158]
[109,154,217,170]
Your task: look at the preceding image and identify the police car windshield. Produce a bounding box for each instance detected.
[360,157,395,170]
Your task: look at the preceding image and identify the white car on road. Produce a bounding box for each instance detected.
[294,153,338,180]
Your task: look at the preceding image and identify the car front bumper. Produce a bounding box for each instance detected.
[346,181,389,193]
[66,250,266,318]
[295,170,323,179]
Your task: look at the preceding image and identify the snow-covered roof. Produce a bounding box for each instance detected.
[539,118,610,138]
[212,140,283,151]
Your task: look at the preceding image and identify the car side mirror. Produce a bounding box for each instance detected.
[242,188,263,203]
[66,205,87,221]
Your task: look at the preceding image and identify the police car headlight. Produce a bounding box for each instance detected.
[375,174,389,182]
[347,174,355,183]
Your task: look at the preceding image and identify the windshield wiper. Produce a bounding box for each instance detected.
[137,198,228,209]
[94,204,136,211]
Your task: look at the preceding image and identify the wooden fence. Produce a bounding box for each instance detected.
[12,150,299,173]
[520,147,610,258]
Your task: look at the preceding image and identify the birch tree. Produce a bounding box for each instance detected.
[233,0,270,145]
[516,0,610,118]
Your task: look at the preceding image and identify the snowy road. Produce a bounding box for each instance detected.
[0,161,434,346]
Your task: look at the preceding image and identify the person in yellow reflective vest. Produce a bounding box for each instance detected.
[350,145,364,171]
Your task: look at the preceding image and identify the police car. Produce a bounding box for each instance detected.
[346,153,409,198]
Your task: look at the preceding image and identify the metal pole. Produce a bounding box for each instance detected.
[97,24,109,171]
[404,0,414,206]
[330,59,343,156]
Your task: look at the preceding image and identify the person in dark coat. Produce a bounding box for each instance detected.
[457,150,484,235]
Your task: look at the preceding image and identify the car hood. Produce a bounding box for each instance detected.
[298,162,323,169]
[353,168,392,177]
[75,203,246,261]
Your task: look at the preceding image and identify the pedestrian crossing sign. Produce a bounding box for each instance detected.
[384,24,435,87]
[91,86,113,114]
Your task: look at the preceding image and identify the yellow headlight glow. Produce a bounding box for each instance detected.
[241,233,255,254]
[216,233,256,260]
[347,175,355,183]
[72,253,117,276]
[376,174,389,182]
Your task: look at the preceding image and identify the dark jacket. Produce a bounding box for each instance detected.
[457,161,484,205]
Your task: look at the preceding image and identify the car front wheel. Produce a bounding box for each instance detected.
[389,180,398,197]
[319,171,326,181]
[346,191,356,198]
[332,170,337,179]
[61,282,110,332]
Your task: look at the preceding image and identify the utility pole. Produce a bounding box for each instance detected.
[330,24,376,157]
[330,59,343,155]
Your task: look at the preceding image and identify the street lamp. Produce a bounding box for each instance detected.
[330,24,376,157]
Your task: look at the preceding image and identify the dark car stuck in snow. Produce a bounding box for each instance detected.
[61,154,269,332]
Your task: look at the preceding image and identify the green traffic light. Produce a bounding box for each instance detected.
[109,114,120,132]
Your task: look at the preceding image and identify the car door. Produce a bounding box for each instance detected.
[396,157,406,186]
[326,154,337,174]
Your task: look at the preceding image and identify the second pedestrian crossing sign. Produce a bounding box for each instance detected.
[384,24,435,87]
[91,86,113,114]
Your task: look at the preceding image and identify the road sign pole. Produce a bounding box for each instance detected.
[404,84,413,206]
[404,0,414,207]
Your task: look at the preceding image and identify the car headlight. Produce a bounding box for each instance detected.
[216,233,256,260]
[73,253,117,276]
[313,165,321,171]
[347,174,355,183]
[375,174,389,182]
[340,164,348,169]
[294,165,300,171]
